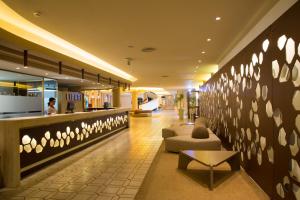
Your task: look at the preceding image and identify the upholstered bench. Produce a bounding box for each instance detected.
[162,117,221,153]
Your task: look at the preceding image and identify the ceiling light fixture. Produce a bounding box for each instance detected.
[201,51,206,54]
[33,11,41,17]
[216,16,221,21]
[16,67,20,70]
[198,59,202,63]
[207,38,211,42]
[141,47,156,52]
[130,87,166,92]
[0,1,137,82]
[124,57,133,66]
[45,72,48,75]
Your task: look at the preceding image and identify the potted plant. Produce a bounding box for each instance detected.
[175,93,184,120]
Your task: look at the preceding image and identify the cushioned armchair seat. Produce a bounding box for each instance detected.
[164,133,221,152]
[162,117,221,152]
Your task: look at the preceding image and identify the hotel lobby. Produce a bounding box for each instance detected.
[0,0,300,199]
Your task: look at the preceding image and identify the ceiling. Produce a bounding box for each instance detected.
[2,0,279,89]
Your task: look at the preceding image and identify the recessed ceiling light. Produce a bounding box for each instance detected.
[142,47,156,52]
[23,66,28,69]
[16,67,20,69]
[201,51,206,54]
[207,38,211,42]
[196,66,199,69]
[216,16,221,21]
[45,72,48,75]
[198,59,202,63]
[33,11,42,17]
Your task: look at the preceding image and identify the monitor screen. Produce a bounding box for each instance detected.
[67,101,75,111]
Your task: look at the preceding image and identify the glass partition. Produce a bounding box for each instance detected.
[187,90,200,120]
[44,79,58,114]
[0,70,43,118]
[82,90,112,109]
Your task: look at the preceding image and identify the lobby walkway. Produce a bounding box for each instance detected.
[0,110,177,200]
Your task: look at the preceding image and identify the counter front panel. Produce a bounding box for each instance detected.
[19,111,128,176]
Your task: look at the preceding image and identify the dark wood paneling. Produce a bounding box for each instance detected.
[19,112,129,175]
[200,2,300,199]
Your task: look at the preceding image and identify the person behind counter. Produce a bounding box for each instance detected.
[47,97,57,115]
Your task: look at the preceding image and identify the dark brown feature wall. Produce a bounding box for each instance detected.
[19,112,129,177]
[199,2,300,199]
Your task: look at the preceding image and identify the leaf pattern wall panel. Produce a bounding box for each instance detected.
[223,52,247,152]
[242,32,275,196]
[269,3,300,199]
[207,67,230,147]
[229,51,251,171]
[226,63,238,150]
[223,31,274,195]
[199,2,300,199]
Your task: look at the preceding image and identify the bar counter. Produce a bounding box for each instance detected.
[0,108,130,187]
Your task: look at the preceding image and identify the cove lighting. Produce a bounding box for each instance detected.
[0,1,137,82]
[130,87,171,95]
[130,87,165,92]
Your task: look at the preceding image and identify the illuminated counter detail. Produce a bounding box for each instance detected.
[19,112,128,176]
[20,115,128,154]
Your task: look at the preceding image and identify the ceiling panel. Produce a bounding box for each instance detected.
[2,0,279,88]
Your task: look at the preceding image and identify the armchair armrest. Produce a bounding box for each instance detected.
[162,128,176,138]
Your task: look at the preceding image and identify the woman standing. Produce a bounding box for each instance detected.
[47,97,57,115]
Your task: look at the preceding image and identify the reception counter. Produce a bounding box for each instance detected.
[0,108,130,188]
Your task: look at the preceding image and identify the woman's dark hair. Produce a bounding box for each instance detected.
[48,97,56,106]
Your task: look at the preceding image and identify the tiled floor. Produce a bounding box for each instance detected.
[0,110,177,200]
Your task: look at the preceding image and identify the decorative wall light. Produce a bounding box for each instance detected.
[286,38,295,64]
[262,39,270,52]
[278,35,287,50]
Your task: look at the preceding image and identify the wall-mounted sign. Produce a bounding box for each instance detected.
[66,92,82,101]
